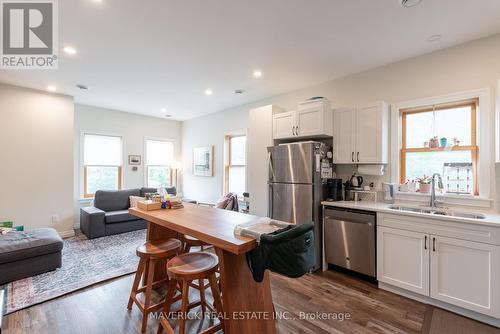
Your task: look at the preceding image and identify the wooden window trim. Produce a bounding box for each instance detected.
[400,100,479,195]
[224,134,247,195]
[83,165,122,198]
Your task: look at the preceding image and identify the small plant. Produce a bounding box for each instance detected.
[440,137,447,147]
[417,176,431,184]
[429,136,439,148]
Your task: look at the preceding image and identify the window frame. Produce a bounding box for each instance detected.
[144,137,175,188]
[224,134,247,196]
[400,99,479,195]
[82,132,124,199]
[390,88,492,206]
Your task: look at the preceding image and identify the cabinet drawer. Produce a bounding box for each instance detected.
[378,213,500,246]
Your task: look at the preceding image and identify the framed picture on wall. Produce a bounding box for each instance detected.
[193,146,213,177]
[128,155,141,165]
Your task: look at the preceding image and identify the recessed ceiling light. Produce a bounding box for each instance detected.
[234,89,244,94]
[160,107,167,113]
[427,34,442,42]
[253,70,262,78]
[63,46,77,55]
[92,0,102,3]
[205,89,213,96]
[400,0,423,8]
[47,85,57,92]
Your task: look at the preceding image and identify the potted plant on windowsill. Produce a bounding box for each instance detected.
[429,136,439,148]
[417,176,432,193]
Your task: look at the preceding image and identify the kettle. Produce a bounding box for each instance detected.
[349,173,363,188]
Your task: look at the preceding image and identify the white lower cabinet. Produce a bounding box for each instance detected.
[378,213,500,319]
[430,236,500,317]
[377,227,429,295]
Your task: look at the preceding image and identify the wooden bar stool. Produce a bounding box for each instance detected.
[157,252,224,334]
[128,238,182,333]
[182,234,210,253]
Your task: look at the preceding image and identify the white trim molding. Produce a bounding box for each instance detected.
[59,229,76,239]
[391,88,493,206]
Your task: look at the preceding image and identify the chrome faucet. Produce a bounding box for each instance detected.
[430,173,444,208]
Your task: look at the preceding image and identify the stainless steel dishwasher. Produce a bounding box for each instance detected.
[324,207,376,278]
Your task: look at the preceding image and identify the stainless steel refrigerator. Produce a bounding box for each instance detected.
[267,141,329,271]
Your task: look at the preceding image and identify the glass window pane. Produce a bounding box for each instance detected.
[146,140,174,165]
[405,106,472,148]
[86,166,119,194]
[230,136,246,165]
[405,151,474,195]
[147,166,171,188]
[84,134,122,165]
[228,166,246,197]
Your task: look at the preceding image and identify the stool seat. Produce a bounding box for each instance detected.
[167,252,219,280]
[136,239,182,258]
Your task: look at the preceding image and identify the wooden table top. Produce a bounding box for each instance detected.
[129,203,258,255]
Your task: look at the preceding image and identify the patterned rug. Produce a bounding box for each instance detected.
[1,229,146,314]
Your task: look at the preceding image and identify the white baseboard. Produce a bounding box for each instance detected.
[58,229,76,239]
[379,282,500,328]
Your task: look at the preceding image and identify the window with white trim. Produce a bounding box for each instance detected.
[83,134,122,198]
[145,139,174,188]
[224,135,247,197]
[400,99,479,195]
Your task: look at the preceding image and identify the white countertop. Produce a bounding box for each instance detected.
[321,200,500,228]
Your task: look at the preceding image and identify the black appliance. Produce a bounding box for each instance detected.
[326,179,343,201]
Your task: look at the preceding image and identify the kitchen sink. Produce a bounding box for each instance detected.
[388,205,485,219]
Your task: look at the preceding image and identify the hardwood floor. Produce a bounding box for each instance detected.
[3,270,499,334]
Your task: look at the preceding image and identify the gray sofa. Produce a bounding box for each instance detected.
[0,228,63,285]
[80,187,176,239]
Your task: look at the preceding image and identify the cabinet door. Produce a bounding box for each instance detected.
[272,111,295,139]
[296,107,323,137]
[377,226,430,296]
[333,108,355,163]
[430,236,500,317]
[355,102,388,163]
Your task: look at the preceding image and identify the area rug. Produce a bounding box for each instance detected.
[1,229,146,314]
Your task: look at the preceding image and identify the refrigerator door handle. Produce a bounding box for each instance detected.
[268,183,274,218]
[268,151,274,182]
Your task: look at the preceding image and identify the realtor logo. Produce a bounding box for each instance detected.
[1,0,58,69]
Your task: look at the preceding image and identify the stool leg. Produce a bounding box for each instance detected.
[199,278,206,318]
[127,258,145,310]
[141,258,156,333]
[179,280,190,334]
[208,273,224,330]
[157,278,178,334]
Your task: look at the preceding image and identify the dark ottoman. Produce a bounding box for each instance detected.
[0,228,63,285]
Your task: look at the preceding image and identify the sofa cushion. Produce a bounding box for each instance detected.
[0,228,63,264]
[140,187,176,197]
[104,210,139,224]
[94,189,141,212]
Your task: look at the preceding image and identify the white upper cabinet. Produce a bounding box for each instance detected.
[272,111,295,139]
[333,108,355,163]
[272,99,332,139]
[333,101,389,164]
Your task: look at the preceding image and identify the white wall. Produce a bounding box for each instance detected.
[74,104,182,226]
[182,33,500,207]
[182,108,248,204]
[0,83,75,235]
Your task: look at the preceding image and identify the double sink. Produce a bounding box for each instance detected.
[389,205,486,220]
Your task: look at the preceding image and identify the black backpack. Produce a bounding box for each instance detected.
[246,223,315,283]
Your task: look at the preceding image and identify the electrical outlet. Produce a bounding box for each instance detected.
[51,214,60,225]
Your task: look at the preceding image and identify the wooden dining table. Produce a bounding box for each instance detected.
[129,203,277,334]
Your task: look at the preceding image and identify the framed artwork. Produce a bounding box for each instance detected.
[128,155,141,165]
[193,146,213,177]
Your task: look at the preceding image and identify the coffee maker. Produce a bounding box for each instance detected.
[326,179,343,201]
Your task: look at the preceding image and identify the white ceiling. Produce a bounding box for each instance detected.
[2,0,500,120]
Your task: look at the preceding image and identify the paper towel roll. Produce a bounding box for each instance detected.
[357,165,385,176]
